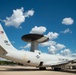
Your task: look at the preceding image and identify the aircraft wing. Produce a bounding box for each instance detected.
[44,60,73,67]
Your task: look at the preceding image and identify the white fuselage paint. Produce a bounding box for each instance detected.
[1,50,74,67]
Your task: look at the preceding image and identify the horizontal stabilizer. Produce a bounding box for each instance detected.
[0,45,7,55]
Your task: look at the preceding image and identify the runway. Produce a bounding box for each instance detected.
[0,66,76,75]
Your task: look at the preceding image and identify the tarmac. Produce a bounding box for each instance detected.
[0,65,76,75]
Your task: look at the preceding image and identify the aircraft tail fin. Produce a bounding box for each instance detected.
[0,24,17,52]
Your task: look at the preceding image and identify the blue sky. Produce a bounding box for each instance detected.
[0,0,76,55]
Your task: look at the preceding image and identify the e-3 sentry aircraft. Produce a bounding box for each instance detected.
[0,24,75,70]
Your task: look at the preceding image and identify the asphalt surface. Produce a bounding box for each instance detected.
[0,66,76,75]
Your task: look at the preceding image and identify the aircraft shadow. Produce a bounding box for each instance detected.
[7,68,41,71]
[0,68,49,71]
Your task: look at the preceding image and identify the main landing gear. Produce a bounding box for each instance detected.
[39,67,46,70]
[52,67,61,71]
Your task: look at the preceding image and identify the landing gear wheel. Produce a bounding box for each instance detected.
[53,67,61,71]
[39,67,46,70]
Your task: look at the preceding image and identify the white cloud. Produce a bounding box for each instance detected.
[30,26,46,34]
[48,45,56,54]
[20,43,31,49]
[61,28,72,34]
[41,31,65,54]
[3,7,34,28]
[39,31,65,54]
[48,43,65,54]
[24,9,34,17]
[20,49,28,52]
[71,53,76,57]
[41,41,56,47]
[60,49,71,56]
[11,41,15,44]
[56,43,65,50]
[62,17,74,25]
[46,32,59,40]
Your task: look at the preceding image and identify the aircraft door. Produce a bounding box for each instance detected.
[39,62,43,66]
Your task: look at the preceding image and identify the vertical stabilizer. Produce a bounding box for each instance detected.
[0,24,17,52]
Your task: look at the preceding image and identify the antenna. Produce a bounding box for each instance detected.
[21,34,49,52]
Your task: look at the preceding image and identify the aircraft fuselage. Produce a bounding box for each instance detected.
[1,50,74,67]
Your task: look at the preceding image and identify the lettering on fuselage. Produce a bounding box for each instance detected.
[4,40,10,46]
[59,58,69,61]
